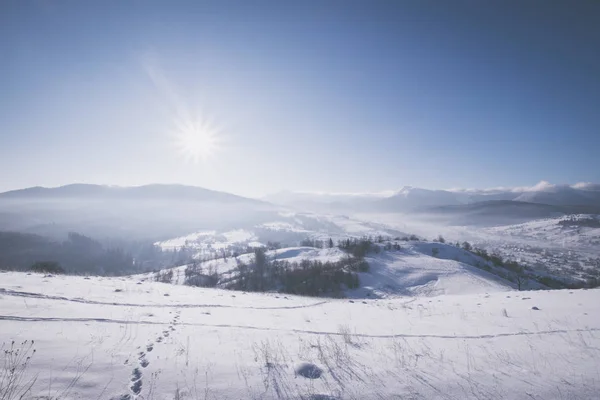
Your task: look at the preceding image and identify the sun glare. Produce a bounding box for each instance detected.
[173,116,220,163]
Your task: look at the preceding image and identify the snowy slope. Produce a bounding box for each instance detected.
[1,272,599,399]
[134,247,350,286]
[485,214,600,248]
[353,212,600,285]
[137,243,514,298]
[358,244,513,298]
[154,212,407,256]
[475,214,600,283]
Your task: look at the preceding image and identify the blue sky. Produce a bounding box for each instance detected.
[1,1,599,197]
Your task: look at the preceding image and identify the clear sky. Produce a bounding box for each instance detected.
[1,0,599,197]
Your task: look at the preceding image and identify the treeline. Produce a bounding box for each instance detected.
[558,217,600,228]
[176,247,366,297]
[223,248,363,297]
[0,231,174,276]
[455,240,600,289]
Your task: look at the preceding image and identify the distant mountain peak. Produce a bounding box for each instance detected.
[0,183,265,205]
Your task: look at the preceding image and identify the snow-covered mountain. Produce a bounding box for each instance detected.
[2,182,599,241]
[0,183,264,204]
[376,186,466,211]
[514,185,600,206]
[266,181,600,213]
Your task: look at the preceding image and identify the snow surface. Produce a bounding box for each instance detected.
[2,271,599,399]
[358,244,513,298]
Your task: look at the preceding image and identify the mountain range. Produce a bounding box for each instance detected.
[0,183,264,204]
[264,181,600,213]
[0,184,275,240]
[1,182,599,238]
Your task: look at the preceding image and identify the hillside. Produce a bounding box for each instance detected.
[153,212,407,258]
[477,214,600,284]
[1,271,599,399]
[0,184,277,241]
[136,242,515,298]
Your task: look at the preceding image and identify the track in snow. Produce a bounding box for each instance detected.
[0,288,329,310]
[2,314,598,341]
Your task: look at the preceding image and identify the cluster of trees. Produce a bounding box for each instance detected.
[395,234,420,241]
[432,235,446,243]
[300,238,333,249]
[183,260,219,288]
[558,217,600,228]
[470,247,527,289]
[0,231,206,276]
[224,248,363,297]
[0,231,137,275]
[383,242,402,251]
[155,268,174,283]
[30,261,65,274]
[337,237,380,258]
[453,239,599,290]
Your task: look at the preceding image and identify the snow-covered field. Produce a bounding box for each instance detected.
[3,260,600,399]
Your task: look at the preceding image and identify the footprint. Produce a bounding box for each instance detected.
[140,359,150,368]
[138,352,145,359]
[130,379,142,395]
[131,368,142,382]
[146,344,153,352]
[156,337,163,343]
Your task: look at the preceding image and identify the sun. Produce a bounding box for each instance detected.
[173,115,221,163]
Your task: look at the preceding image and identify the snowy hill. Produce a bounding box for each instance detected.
[358,245,513,297]
[477,214,600,283]
[137,242,515,298]
[153,212,407,257]
[1,271,599,399]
